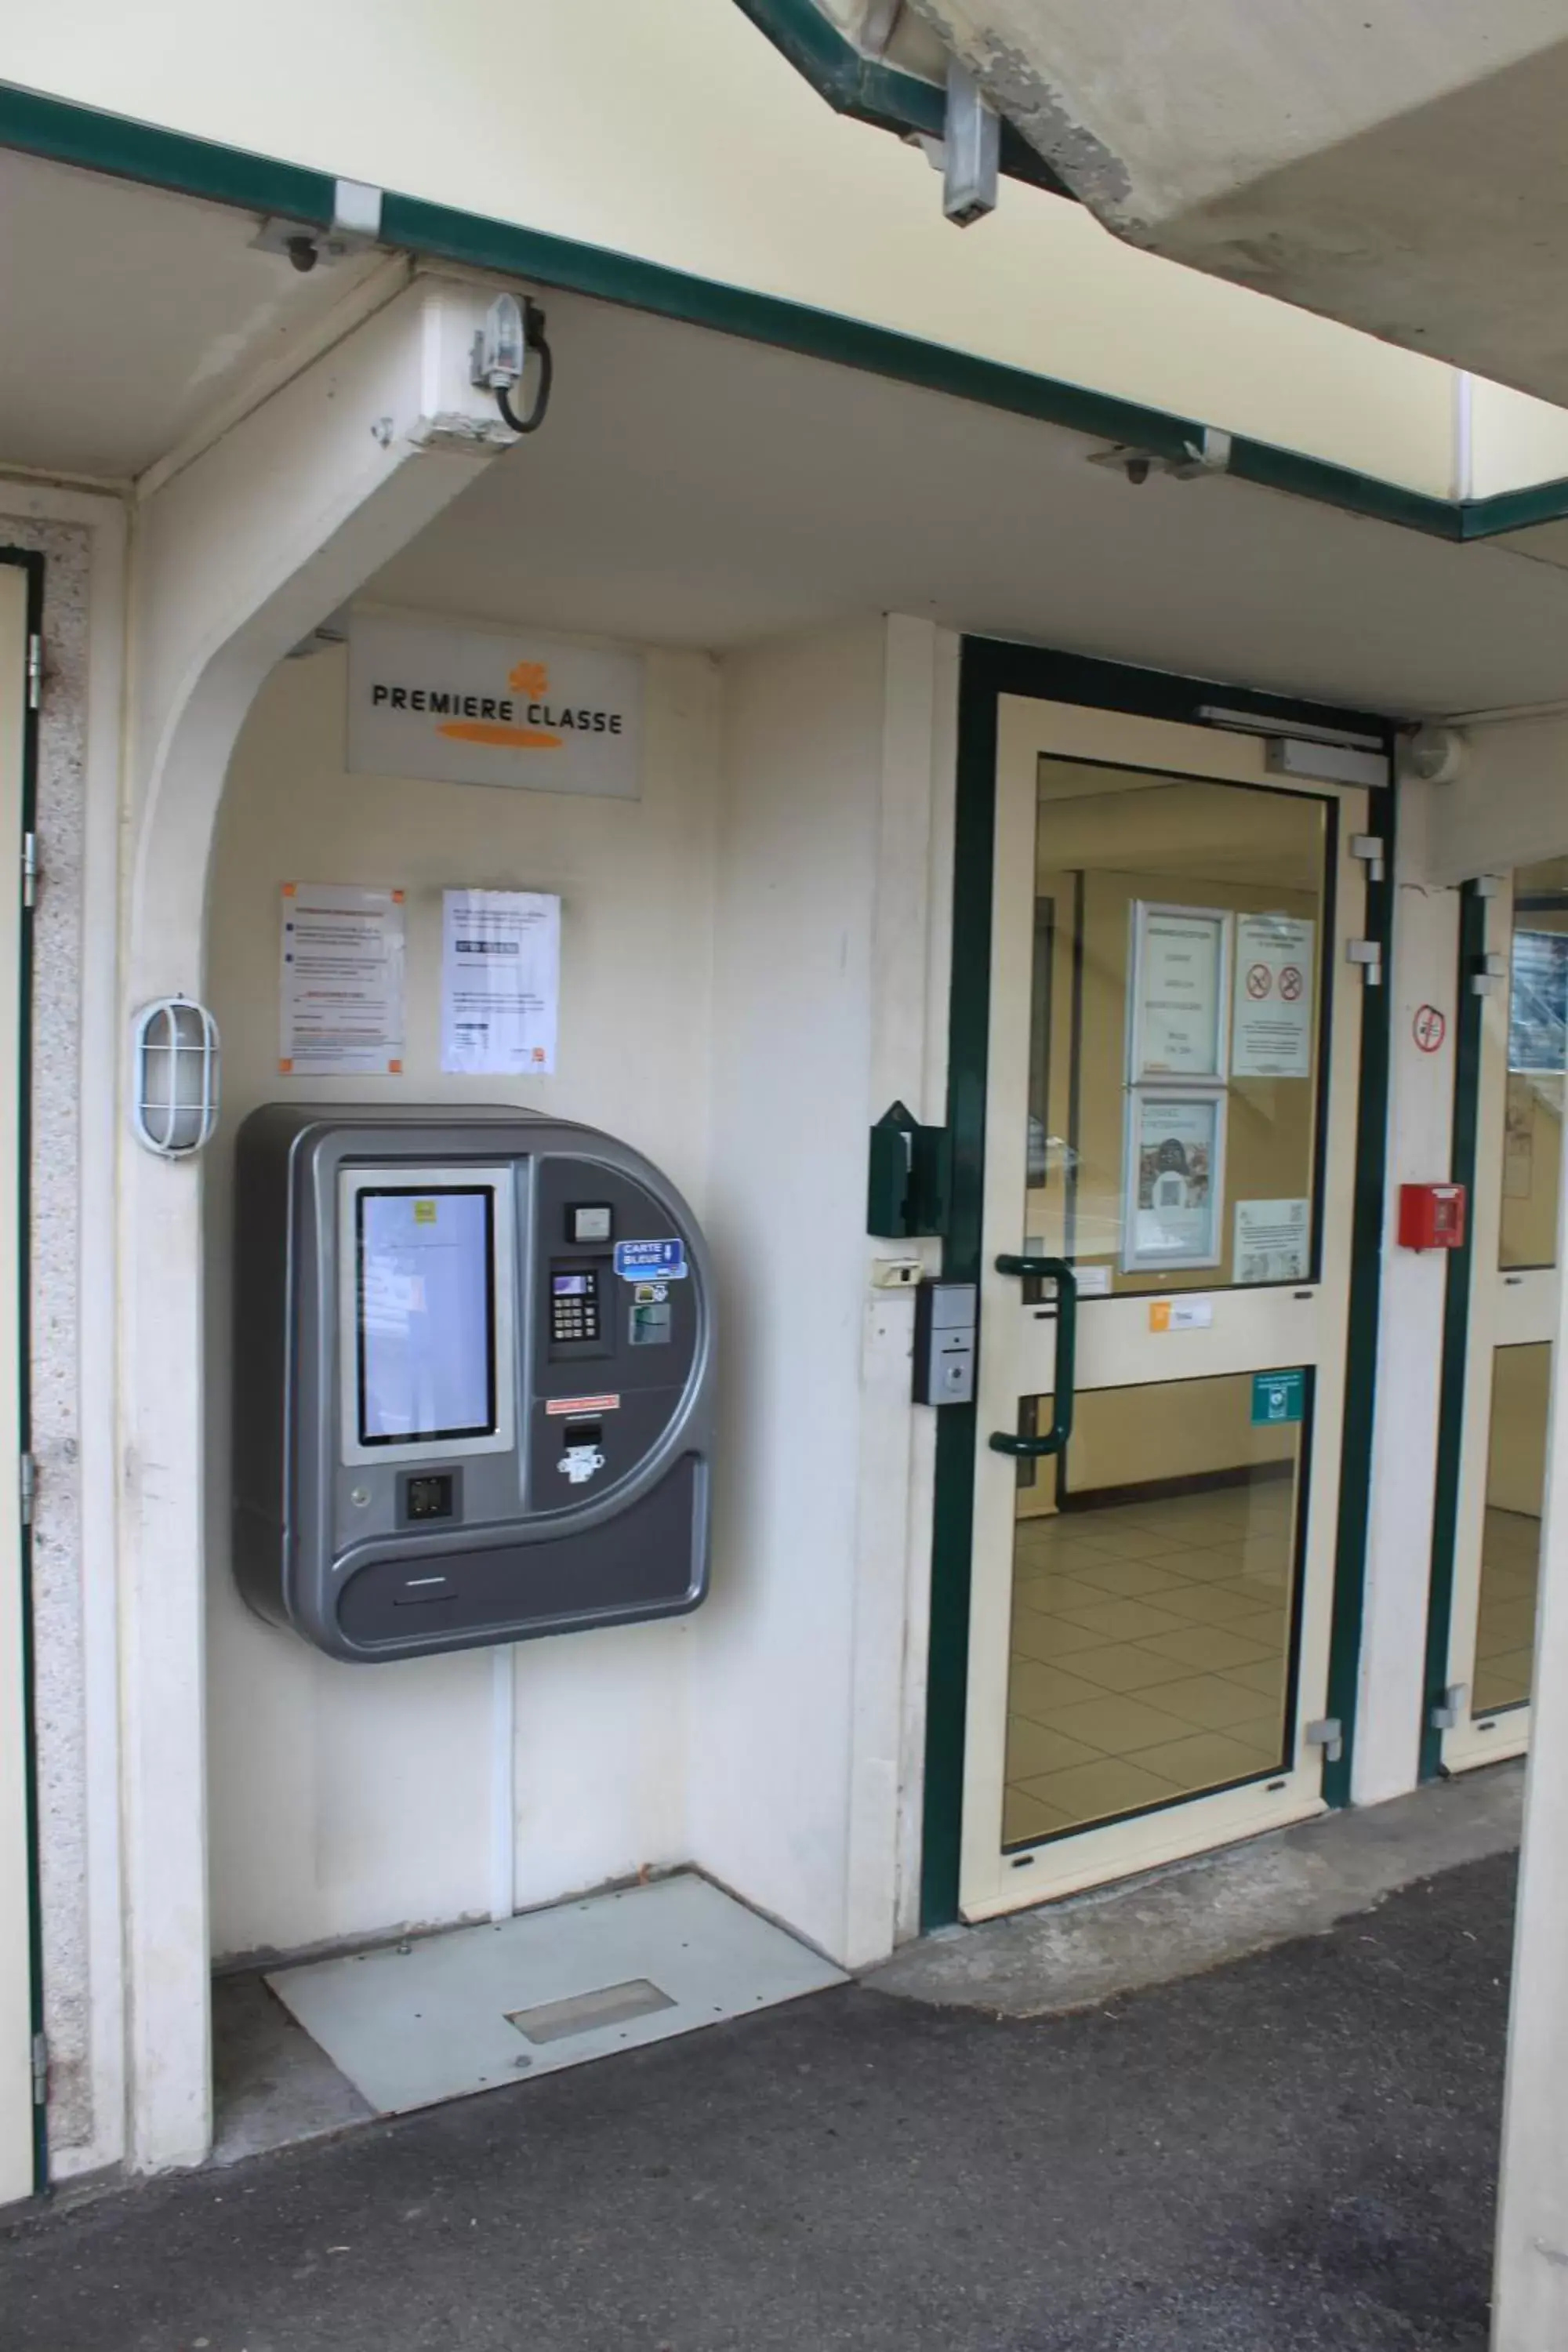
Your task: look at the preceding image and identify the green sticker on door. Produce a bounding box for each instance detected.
[1251,1369,1305,1427]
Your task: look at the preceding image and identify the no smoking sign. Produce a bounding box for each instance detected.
[1413,1004,1447,1054]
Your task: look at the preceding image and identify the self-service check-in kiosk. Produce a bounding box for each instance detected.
[232,1106,715,1662]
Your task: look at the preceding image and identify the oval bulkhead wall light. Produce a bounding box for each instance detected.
[132,996,220,1157]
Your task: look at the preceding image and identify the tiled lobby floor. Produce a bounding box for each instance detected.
[1004,1479,1294,1848]
[1472,1504,1540,1715]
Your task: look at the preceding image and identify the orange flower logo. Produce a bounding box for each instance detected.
[509,659,550,698]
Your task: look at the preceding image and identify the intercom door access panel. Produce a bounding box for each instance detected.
[232,1105,716,1663]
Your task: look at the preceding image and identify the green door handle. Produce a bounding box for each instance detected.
[989,1256,1076,1457]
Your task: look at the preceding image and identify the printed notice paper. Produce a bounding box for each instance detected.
[1127,1093,1223,1270]
[1234,1197,1311,1285]
[1232,913,1314,1078]
[280,883,405,1076]
[1134,906,1228,1080]
[441,888,561,1075]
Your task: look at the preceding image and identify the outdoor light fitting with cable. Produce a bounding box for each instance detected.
[470,293,554,435]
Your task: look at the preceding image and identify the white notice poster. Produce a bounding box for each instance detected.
[1133,906,1229,1080]
[1234,1197,1311,1286]
[441,889,561,1075]
[1232,913,1315,1078]
[280,882,405,1075]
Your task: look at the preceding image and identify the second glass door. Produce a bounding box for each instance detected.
[1441,863,1567,1770]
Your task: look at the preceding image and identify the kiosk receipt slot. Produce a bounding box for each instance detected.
[232,1105,715,1662]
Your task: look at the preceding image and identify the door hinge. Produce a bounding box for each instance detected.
[1345,939,1383,987]
[1305,1715,1344,1763]
[1349,834,1387,885]
[31,2031,47,2106]
[20,1452,36,1526]
[25,633,42,711]
[1472,951,1506,997]
[1430,1681,1468,1732]
[21,832,38,910]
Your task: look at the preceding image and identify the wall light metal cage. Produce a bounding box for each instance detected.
[132,997,220,1157]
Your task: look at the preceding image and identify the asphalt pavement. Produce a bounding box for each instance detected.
[2,1852,1512,2352]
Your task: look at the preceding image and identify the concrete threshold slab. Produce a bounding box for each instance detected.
[866,1763,1523,2016]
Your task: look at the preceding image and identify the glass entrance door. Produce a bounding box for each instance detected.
[1440,863,1567,1771]
[959,697,1372,1919]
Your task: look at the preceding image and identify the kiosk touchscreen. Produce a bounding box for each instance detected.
[232,1106,715,1662]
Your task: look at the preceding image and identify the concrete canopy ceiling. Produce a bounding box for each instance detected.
[366,289,1568,719]
[0,149,389,481]
[903,0,1568,409]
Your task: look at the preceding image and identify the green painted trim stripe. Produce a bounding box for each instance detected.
[1420,883,1486,1781]
[5,78,1568,546]
[1461,477,1568,538]
[1227,441,1460,541]
[728,0,944,135]
[0,80,335,223]
[919,636,1393,1928]
[380,189,1203,457]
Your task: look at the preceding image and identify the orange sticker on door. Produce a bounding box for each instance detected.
[1149,1297,1214,1332]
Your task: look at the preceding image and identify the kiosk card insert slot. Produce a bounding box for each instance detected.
[232,1105,715,1662]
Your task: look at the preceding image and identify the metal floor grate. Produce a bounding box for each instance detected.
[265,1871,846,2114]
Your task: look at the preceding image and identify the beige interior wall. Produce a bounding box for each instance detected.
[1067,1376,1296,1497]
[1488,1342,1550,1523]
[1019,772,1320,1510]
[1038,864,1318,1292]
[1501,1075,1562,1269]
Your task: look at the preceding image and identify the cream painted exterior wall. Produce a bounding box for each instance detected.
[205,635,721,1961]
[1,0,1467,495]
[199,612,949,1981]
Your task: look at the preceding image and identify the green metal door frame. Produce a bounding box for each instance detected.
[1419,884,1488,1781]
[919,636,1396,1931]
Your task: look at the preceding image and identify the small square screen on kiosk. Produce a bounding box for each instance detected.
[356,1187,497,1446]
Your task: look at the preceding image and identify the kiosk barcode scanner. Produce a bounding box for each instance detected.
[232,1105,716,1661]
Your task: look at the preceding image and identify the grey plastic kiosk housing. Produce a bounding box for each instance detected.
[232,1105,715,1663]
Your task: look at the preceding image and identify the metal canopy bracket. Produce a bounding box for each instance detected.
[1089,427,1232,486]
[1430,1681,1468,1732]
[942,58,998,226]
[252,178,383,272]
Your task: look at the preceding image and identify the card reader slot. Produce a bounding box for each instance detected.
[392,1571,455,1607]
